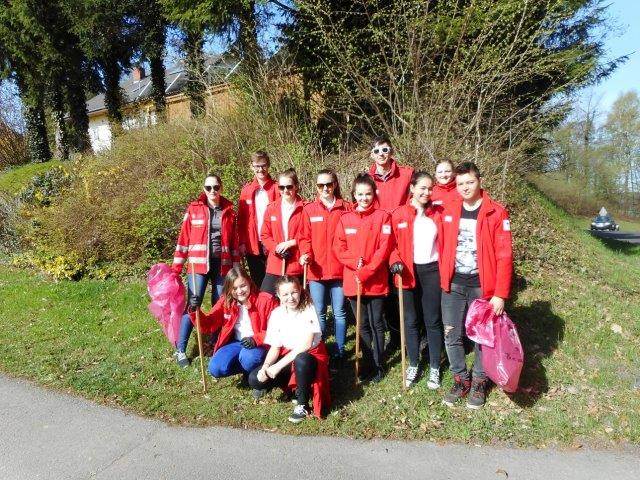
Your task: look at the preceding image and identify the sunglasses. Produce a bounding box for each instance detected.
[372,146,391,155]
[278,184,295,191]
[204,185,221,192]
[316,182,334,189]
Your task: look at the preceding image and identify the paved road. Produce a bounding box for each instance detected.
[1,375,639,480]
[588,230,640,244]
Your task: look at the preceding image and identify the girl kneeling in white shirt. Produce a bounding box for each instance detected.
[249,275,331,423]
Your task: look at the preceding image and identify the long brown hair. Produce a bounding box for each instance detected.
[221,266,257,309]
[274,275,311,311]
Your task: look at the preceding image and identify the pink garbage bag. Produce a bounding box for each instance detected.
[465,299,524,393]
[147,263,185,347]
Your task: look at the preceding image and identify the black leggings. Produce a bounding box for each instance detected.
[248,352,317,406]
[399,262,442,368]
[349,295,385,374]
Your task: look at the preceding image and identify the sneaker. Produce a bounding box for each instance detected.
[288,404,309,423]
[239,373,249,388]
[466,377,488,410]
[426,367,441,390]
[442,374,471,406]
[174,351,189,368]
[252,388,267,400]
[405,365,419,388]
[329,354,344,373]
[371,369,385,384]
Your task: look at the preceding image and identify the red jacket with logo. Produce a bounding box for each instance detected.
[260,197,306,276]
[172,195,238,275]
[333,206,395,296]
[440,191,513,299]
[190,291,279,351]
[431,180,458,208]
[299,198,352,281]
[237,177,279,255]
[368,159,414,212]
[389,203,444,289]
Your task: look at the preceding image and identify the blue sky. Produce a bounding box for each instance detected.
[586,0,640,110]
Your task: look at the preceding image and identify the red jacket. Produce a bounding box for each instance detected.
[389,203,444,289]
[283,342,330,419]
[260,197,305,276]
[237,177,279,255]
[299,198,352,281]
[440,191,513,299]
[190,291,279,351]
[368,159,414,212]
[431,180,459,208]
[172,195,238,275]
[334,206,395,296]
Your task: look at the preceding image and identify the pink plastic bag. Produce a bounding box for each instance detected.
[147,263,185,347]
[465,299,524,393]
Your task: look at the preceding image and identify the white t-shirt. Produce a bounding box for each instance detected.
[255,187,269,238]
[264,304,321,351]
[281,201,296,240]
[413,211,439,264]
[233,305,254,341]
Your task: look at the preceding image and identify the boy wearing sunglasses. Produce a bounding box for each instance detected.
[237,151,280,287]
[368,136,414,354]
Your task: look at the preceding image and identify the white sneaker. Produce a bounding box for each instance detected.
[288,404,309,423]
[174,351,189,368]
[426,367,440,390]
[405,365,419,388]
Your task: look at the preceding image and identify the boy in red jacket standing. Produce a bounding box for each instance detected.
[368,136,414,353]
[237,151,279,287]
[440,162,513,409]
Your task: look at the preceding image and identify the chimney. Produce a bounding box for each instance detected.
[133,66,146,81]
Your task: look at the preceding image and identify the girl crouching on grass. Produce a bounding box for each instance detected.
[190,266,278,385]
[248,276,330,423]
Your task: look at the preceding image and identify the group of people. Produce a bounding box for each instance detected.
[170,136,513,423]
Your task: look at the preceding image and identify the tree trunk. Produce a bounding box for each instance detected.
[184,29,205,118]
[237,1,262,78]
[50,84,70,160]
[65,67,92,154]
[103,56,124,134]
[18,77,51,163]
[150,53,166,121]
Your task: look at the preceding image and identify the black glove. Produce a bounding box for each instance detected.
[189,295,202,311]
[389,262,404,275]
[278,250,292,260]
[240,337,256,349]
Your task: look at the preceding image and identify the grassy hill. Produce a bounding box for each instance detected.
[0,162,638,447]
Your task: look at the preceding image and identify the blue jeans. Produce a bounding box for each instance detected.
[208,341,266,377]
[309,279,347,356]
[177,259,224,353]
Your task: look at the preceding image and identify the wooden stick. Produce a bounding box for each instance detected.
[303,263,308,289]
[190,264,208,394]
[281,256,286,276]
[398,274,407,390]
[355,282,362,384]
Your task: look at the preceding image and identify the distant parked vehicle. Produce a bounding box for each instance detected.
[590,210,620,231]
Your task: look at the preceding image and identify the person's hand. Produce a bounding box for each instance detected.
[299,254,310,265]
[275,241,291,255]
[389,262,404,275]
[189,295,202,311]
[357,257,364,269]
[278,250,292,260]
[489,296,505,316]
[266,364,280,379]
[240,337,256,349]
[257,368,268,383]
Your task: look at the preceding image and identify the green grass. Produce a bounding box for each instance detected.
[0,186,638,447]
[0,160,63,195]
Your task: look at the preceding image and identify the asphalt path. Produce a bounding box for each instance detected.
[1,375,639,480]
[588,230,640,244]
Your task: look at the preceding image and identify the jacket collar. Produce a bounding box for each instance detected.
[351,202,378,217]
[250,176,275,191]
[197,194,234,212]
[369,159,399,179]
[276,196,305,211]
[434,179,456,193]
[450,190,495,216]
[314,197,346,210]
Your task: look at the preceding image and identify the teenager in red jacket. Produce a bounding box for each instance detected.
[172,174,239,368]
[249,276,330,423]
[260,168,305,295]
[299,169,351,367]
[368,136,414,353]
[334,174,395,383]
[440,162,513,409]
[389,171,444,389]
[190,266,278,389]
[431,160,458,208]
[237,151,279,287]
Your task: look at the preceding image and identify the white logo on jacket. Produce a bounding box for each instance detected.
[397,222,408,229]
[310,216,324,223]
[382,224,391,234]
[503,219,511,231]
[345,228,357,235]
[444,215,453,223]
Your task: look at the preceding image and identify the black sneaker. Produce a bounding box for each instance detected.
[443,374,471,406]
[371,370,385,384]
[288,404,309,423]
[239,373,249,388]
[252,388,267,400]
[329,354,344,373]
[466,377,488,410]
